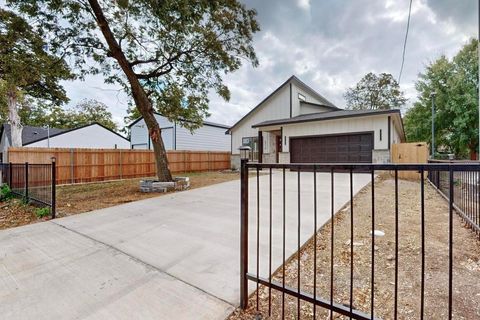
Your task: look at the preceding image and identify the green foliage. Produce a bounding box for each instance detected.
[0,8,73,104]
[0,184,13,201]
[7,0,260,130]
[404,39,478,158]
[344,73,407,110]
[6,99,118,131]
[34,207,50,218]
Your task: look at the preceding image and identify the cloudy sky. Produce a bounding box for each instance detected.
[60,0,477,128]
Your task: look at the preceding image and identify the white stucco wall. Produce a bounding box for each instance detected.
[27,124,129,149]
[130,114,230,151]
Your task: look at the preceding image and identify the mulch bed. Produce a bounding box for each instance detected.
[229,175,480,320]
[0,199,43,230]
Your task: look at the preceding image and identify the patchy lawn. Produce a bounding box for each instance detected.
[229,176,480,320]
[56,171,242,217]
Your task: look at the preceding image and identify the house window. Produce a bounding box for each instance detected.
[298,93,306,101]
[242,136,259,161]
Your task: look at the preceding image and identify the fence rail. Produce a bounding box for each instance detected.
[8,147,231,185]
[428,160,480,233]
[1,161,56,218]
[239,161,480,319]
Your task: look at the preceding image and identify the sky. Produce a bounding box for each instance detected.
[58,0,478,128]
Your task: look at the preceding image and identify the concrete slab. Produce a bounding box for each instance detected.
[0,170,371,319]
[55,171,371,306]
[0,222,233,320]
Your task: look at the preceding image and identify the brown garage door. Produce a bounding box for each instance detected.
[290,132,373,163]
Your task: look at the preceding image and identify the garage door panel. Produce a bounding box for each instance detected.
[290,132,373,163]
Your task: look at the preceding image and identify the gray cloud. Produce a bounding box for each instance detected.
[58,0,477,128]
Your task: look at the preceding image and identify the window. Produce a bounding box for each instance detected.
[242,136,259,161]
[298,93,306,101]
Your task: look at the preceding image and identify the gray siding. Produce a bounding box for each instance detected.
[176,125,230,151]
[130,114,230,151]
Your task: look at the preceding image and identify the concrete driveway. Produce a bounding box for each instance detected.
[0,171,371,319]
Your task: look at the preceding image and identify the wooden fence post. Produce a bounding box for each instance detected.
[70,148,74,184]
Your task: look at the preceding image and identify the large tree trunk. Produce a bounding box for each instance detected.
[7,88,22,147]
[88,0,172,181]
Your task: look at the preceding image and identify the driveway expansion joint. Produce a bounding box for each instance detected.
[49,220,236,308]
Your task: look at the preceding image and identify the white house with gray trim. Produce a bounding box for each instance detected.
[128,113,231,151]
[227,75,405,169]
[0,123,130,162]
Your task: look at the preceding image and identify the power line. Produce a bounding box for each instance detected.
[398,0,413,85]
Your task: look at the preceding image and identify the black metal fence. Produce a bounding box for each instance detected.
[428,160,480,234]
[239,161,480,320]
[1,160,56,218]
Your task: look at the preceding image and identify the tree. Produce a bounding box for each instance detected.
[404,39,478,158]
[20,99,118,131]
[67,99,118,131]
[344,72,407,110]
[8,0,259,181]
[0,9,72,146]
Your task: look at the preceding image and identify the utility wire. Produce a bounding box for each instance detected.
[398,0,413,85]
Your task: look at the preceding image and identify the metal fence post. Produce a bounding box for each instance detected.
[51,157,56,219]
[240,157,249,309]
[8,162,12,188]
[24,162,28,201]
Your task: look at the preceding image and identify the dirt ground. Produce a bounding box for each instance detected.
[0,171,242,230]
[0,199,42,231]
[229,175,480,320]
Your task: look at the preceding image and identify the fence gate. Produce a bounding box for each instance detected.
[239,160,480,319]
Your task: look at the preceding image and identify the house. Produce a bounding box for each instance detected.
[0,123,130,162]
[128,113,231,151]
[227,75,405,168]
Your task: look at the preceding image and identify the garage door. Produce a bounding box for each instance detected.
[290,133,373,163]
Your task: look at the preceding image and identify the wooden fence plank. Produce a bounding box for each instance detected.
[391,142,428,180]
[8,147,231,185]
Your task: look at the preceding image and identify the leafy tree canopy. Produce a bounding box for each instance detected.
[404,39,478,158]
[7,0,259,130]
[0,8,72,103]
[344,72,407,110]
[0,98,118,131]
[7,0,259,181]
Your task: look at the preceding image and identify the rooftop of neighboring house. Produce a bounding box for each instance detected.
[0,124,66,146]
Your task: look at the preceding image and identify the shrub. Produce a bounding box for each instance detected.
[35,207,51,218]
[0,184,13,201]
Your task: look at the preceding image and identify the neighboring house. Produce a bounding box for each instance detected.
[129,113,231,151]
[0,123,130,162]
[227,75,405,168]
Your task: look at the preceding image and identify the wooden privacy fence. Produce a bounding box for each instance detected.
[391,142,428,179]
[8,147,231,185]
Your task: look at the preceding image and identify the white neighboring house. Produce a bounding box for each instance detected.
[0,123,130,162]
[227,75,406,169]
[129,113,231,151]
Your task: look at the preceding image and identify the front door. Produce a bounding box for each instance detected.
[275,135,282,163]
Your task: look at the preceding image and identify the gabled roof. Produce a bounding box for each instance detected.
[127,112,230,130]
[1,122,129,146]
[226,75,339,133]
[252,109,402,128]
[1,124,66,145]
